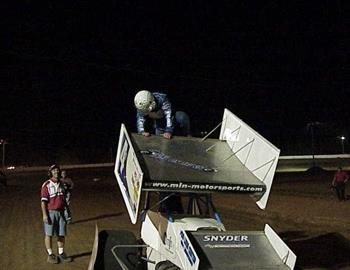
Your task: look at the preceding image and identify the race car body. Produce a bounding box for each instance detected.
[89,108,296,270]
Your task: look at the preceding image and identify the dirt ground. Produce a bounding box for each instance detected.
[1,168,350,270]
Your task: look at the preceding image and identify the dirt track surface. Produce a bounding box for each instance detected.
[1,168,350,270]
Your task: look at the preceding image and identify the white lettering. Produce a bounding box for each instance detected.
[203,235,249,242]
[226,236,233,241]
[241,235,248,241]
[203,235,211,241]
[211,236,219,241]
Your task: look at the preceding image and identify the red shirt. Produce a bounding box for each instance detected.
[334,171,349,183]
[41,179,66,211]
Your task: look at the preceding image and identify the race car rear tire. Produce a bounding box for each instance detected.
[155,260,180,270]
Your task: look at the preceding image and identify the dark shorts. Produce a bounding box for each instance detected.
[44,210,66,236]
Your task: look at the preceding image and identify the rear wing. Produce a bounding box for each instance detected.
[114,109,280,223]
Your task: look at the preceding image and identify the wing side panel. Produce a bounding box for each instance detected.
[220,109,280,209]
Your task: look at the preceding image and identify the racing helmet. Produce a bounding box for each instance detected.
[134,90,156,113]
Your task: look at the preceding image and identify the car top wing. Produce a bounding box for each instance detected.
[114,109,280,223]
[131,134,266,197]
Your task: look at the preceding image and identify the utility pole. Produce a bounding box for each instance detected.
[306,121,322,170]
[339,136,346,154]
[0,139,7,169]
[310,124,315,167]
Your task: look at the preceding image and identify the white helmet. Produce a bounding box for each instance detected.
[134,90,156,113]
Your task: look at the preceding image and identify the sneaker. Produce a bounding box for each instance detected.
[58,252,72,263]
[47,254,59,264]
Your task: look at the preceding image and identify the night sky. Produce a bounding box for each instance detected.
[1,2,349,164]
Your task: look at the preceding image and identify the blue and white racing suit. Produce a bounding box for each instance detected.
[136,92,191,136]
[136,92,174,135]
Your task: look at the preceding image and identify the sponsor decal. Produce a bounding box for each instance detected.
[118,137,130,195]
[165,236,174,253]
[202,234,250,249]
[180,231,196,266]
[141,149,217,172]
[144,181,264,193]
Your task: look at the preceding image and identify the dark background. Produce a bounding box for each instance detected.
[1,1,349,165]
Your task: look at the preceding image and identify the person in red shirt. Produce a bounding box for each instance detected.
[332,166,349,201]
[41,164,72,264]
